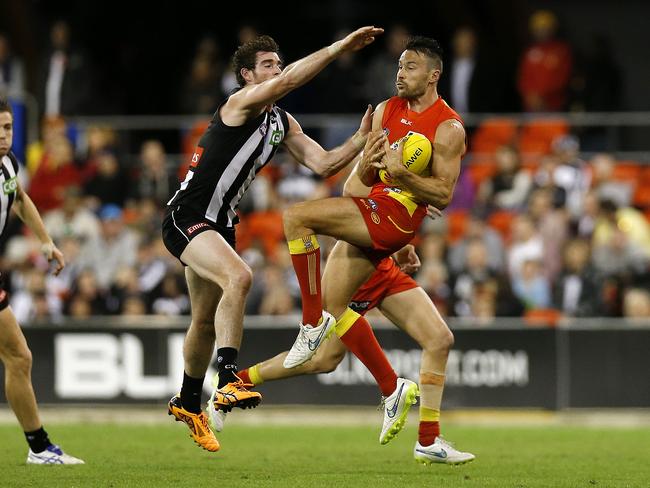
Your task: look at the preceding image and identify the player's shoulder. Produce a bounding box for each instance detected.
[3,150,20,172]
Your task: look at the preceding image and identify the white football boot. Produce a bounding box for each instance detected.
[27,445,85,465]
[207,387,228,432]
[283,311,336,368]
[379,377,419,444]
[414,437,475,465]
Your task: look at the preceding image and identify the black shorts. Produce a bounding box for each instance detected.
[0,273,9,312]
[162,205,236,265]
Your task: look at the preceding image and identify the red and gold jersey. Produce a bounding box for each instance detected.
[375,96,464,201]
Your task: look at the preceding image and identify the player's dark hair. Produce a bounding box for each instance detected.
[405,36,444,72]
[0,98,12,115]
[232,35,280,86]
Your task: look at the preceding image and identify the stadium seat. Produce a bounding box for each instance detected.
[612,161,641,183]
[470,117,518,154]
[237,211,285,260]
[524,308,561,327]
[487,210,516,241]
[518,118,569,155]
[467,160,497,187]
[446,209,469,243]
[632,185,650,209]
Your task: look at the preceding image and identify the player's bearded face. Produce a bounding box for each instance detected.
[251,52,283,84]
[395,50,434,99]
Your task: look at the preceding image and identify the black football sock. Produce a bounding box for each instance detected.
[25,426,52,453]
[217,347,239,388]
[180,372,205,413]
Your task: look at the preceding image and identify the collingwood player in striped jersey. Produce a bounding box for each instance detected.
[0,99,83,464]
[162,27,383,451]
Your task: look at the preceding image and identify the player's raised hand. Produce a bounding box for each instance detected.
[336,26,384,53]
[357,104,374,136]
[362,130,386,166]
[379,137,406,177]
[41,241,65,276]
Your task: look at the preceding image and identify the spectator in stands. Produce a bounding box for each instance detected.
[258,264,296,315]
[438,26,510,113]
[553,239,602,317]
[27,134,82,212]
[25,116,67,176]
[79,204,139,290]
[512,258,551,309]
[476,145,532,211]
[0,33,25,97]
[221,25,260,95]
[129,140,178,203]
[527,187,569,280]
[622,288,650,319]
[448,209,505,274]
[594,199,650,259]
[589,153,633,207]
[151,273,190,316]
[39,20,92,116]
[547,135,591,219]
[507,214,544,280]
[179,36,225,114]
[362,24,410,104]
[517,10,572,111]
[42,185,100,243]
[450,239,497,317]
[83,150,128,208]
[64,269,108,315]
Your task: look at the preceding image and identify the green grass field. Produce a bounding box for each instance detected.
[1,423,648,487]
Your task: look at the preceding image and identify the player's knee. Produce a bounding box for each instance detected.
[5,346,32,374]
[420,324,454,354]
[283,203,309,233]
[228,265,253,293]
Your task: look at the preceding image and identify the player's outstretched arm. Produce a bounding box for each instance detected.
[229,26,383,114]
[283,100,387,179]
[12,181,65,275]
[375,119,465,209]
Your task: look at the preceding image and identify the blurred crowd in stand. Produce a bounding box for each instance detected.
[0,11,648,324]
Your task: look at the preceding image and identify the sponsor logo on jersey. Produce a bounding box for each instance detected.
[383,127,390,136]
[270,130,283,146]
[2,176,17,195]
[189,147,204,169]
[400,118,413,126]
[371,212,381,224]
[186,222,209,235]
[259,124,268,136]
[367,198,378,210]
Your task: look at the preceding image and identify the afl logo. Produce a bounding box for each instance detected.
[370,212,381,224]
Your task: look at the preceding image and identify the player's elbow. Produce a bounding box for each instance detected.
[435,193,452,210]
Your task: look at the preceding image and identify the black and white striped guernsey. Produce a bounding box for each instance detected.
[168,98,289,228]
[0,151,19,238]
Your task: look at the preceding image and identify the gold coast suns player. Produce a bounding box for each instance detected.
[278,36,474,464]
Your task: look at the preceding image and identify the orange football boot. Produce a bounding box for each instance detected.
[168,394,220,452]
[212,376,262,412]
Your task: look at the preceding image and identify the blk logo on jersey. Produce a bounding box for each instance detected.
[400,118,413,126]
[2,176,17,195]
[189,147,204,169]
